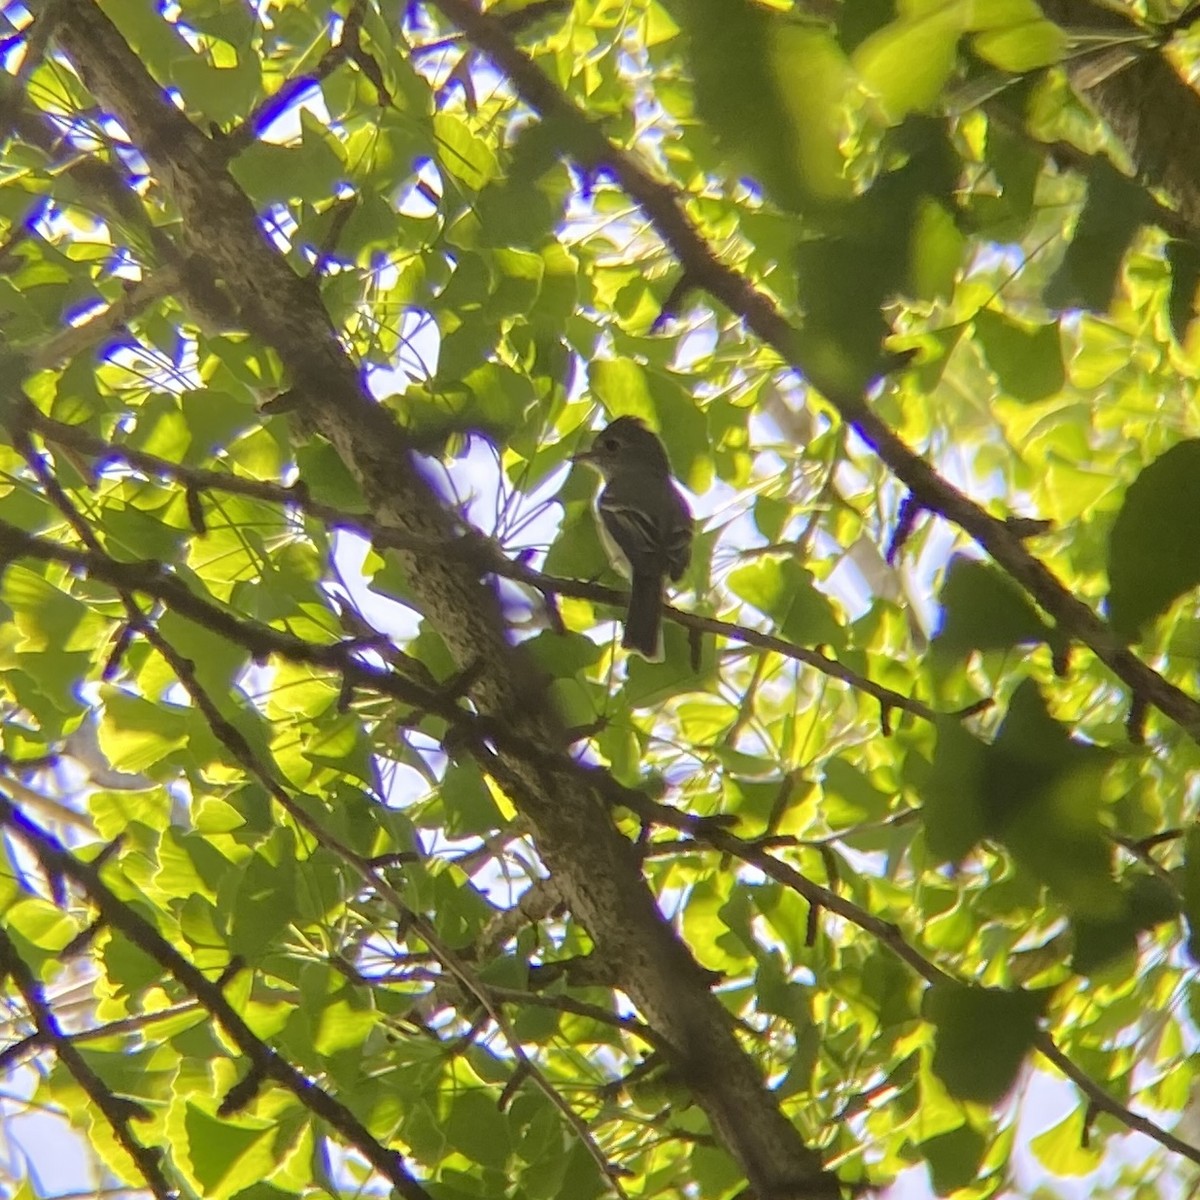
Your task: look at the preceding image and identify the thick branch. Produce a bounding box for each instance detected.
[12,6,840,1168]
[1040,0,1200,230]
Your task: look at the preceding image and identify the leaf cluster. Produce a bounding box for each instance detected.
[0,0,1199,1198]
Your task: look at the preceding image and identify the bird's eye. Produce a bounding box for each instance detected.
[602,437,619,451]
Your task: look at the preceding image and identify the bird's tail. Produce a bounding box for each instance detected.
[624,571,665,661]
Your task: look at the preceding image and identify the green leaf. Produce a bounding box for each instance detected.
[157,609,248,702]
[225,845,299,961]
[691,1143,744,1198]
[1107,439,1200,639]
[440,761,504,836]
[647,370,712,494]
[983,681,1120,920]
[925,980,1049,1102]
[106,0,192,81]
[99,688,192,776]
[910,197,966,301]
[293,440,365,510]
[969,122,1042,238]
[1070,910,1138,975]
[623,629,715,704]
[728,557,843,648]
[170,41,263,126]
[3,565,101,652]
[1127,871,1178,931]
[821,757,892,826]
[434,111,500,190]
[933,555,1051,660]
[1070,869,1178,976]
[682,875,757,974]
[461,361,535,438]
[853,5,964,120]
[1029,1106,1104,1175]
[157,827,231,901]
[5,898,78,956]
[182,1104,276,1200]
[102,928,165,997]
[312,994,378,1057]
[445,1088,511,1169]
[1044,159,1149,313]
[973,20,1066,71]
[126,392,192,460]
[678,0,856,208]
[793,119,959,392]
[921,718,989,862]
[558,1136,609,1200]
[920,1123,989,1194]
[302,713,376,788]
[178,389,258,464]
[588,357,655,424]
[101,494,190,564]
[1167,238,1200,346]
[228,111,345,205]
[974,310,1064,402]
[924,682,1119,924]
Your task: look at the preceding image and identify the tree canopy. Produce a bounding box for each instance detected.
[2,0,1200,1197]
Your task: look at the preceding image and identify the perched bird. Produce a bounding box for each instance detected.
[573,416,693,660]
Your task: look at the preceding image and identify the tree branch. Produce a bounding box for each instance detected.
[0,926,175,1200]
[1040,0,1200,231]
[420,0,1200,744]
[23,407,962,726]
[10,445,640,1198]
[701,829,1200,1169]
[28,268,180,372]
[0,792,436,1199]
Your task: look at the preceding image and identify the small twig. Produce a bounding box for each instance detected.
[28,268,180,372]
[486,986,665,1049]
[0,791,434,1200]
[0,998,202,1071]
[699,828,1200,1168]
[0,927,171,1200]
[14,412,967,724]
[1034,1035,1200,1165]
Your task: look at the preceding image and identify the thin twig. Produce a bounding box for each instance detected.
[702,829,1200,1168]
[0,791,434,1200]
[28,268,180,371]
[0,927,174,1200]
[22,409,957,725]
[421,0,1200,745]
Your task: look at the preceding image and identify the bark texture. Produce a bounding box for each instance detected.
[49,3,838,1195]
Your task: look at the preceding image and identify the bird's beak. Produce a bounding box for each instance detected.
[570,446,595,465]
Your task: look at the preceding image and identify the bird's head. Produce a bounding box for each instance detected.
[572,416,671,477]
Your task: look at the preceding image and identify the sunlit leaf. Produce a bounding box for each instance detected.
[4,2,1198,1196]
[933,554,1051,660]
[974,310,1065,402]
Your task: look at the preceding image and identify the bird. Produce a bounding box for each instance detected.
[572,416,693,661]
